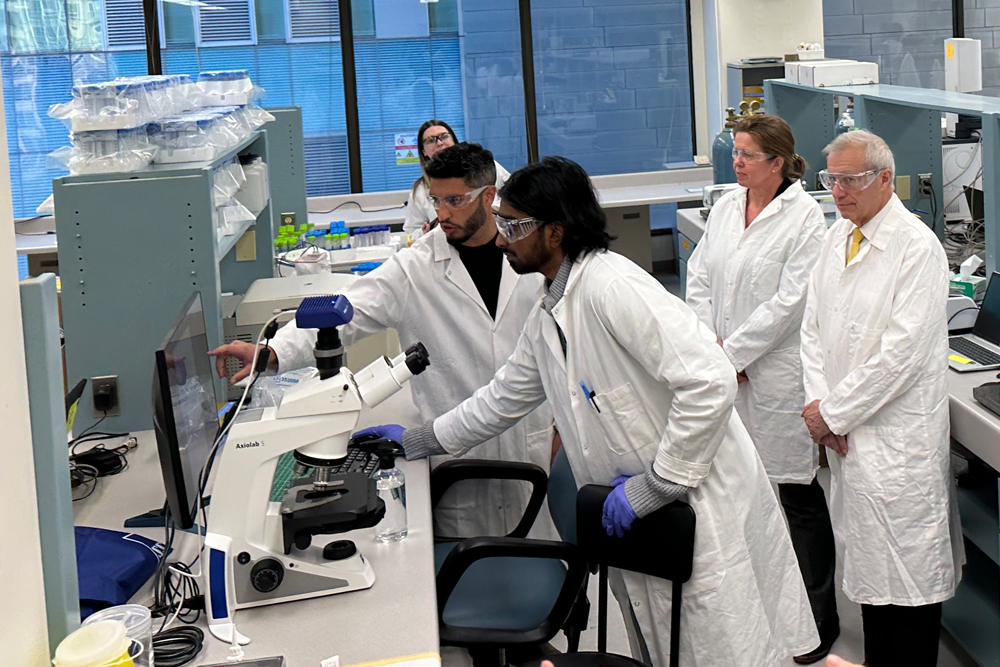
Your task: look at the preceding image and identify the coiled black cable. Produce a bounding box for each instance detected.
[152,626,204,667]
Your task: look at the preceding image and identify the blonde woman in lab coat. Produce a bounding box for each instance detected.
[686,114,837,664]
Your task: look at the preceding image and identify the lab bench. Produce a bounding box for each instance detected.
[308,167,713,273]
[72,388,441,667]
[676,204,1000,667]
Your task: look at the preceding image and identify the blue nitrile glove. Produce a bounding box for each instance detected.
[353,424,405,444]
[610,475,629,488]
[602,481,638,538]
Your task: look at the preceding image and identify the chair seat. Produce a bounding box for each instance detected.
[434,541,568,632]
[519,652,649,667]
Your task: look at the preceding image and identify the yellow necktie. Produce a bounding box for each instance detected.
[847,227,864,265]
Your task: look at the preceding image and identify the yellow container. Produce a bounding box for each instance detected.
[53,620,138,667]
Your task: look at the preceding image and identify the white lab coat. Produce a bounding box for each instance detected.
[434,251,818,667]
[403,160,511,239]
[800,193,963,606]
[686,181,825,483]
[269,227,555,539]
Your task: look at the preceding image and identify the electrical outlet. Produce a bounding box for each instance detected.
[281,212,296,227]
[92,375,120,416]
[918,173,933,197]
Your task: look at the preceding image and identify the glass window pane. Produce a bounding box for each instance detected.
[357,0,527,192]
[531,0,693,175]
[1,0,147,218]
[161,0,350,197]
[823,2,950,89]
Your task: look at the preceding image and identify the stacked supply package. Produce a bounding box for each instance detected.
[47,70,275,175]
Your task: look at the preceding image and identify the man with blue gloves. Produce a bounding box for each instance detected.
[360,157,818,667]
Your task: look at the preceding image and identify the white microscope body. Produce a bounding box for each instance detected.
[203,295,428,644]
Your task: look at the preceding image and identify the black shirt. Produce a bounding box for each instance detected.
[455,233,504,320]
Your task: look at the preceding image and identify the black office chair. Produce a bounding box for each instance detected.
[431,456,591,667]
[522,483,697,667]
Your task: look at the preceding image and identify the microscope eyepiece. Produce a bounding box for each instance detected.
[404,342,430,376]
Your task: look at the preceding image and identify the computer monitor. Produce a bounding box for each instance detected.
[152,292,220,530]
[973,272,1000,347]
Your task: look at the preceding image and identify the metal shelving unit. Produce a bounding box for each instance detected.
[55,131,276,432]
[764,79,1000,277]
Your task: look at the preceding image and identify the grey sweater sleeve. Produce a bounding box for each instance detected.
[401,421,448,460]
[624,466,691,518]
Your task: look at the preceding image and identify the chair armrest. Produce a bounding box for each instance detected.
[436,536,589,647]
[431,460,548,538]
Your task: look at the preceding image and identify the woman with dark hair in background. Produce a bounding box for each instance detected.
[686,114,839,664]
[403,119,510,240]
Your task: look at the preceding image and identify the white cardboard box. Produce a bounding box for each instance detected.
[799,60,879,87]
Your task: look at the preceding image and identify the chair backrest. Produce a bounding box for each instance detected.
[575,484,696,583]
[547,447,578,544]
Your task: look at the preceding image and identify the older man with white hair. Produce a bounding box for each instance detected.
[799,130,963,667]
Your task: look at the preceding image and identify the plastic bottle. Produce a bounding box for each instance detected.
[374,450,407,542]
[834,104,855,136]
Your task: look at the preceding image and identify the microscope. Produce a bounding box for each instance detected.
[203,295,429,644]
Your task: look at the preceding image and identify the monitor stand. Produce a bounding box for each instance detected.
[123,496,210,534]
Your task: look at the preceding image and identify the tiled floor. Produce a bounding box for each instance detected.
[439,270,978,667]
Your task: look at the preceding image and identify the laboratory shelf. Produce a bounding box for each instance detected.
[54,130,277,431]
[216,217,256,262]
[765,79,999,277]
[957,483,1000,566]
[943,540,1000,666]
[770,81,1000,116]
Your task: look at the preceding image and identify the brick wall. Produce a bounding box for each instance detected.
[462,0,694,177]
[824,0,1000,96]
[823,0,950,90]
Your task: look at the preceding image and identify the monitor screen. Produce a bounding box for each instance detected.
[152,292,220,529]
[974,272,1000,347]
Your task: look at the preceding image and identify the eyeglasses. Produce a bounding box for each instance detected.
[422,132,453,147]
[495,213,544,242]
[732,148,775,162]
[817,169,880,193]
[429,185,489,211]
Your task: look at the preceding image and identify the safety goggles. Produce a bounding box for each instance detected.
[428,185,489,211]
[495,213,544,242]
[422,132,453,147]
[817,169,880,193]
[732,147,774,162]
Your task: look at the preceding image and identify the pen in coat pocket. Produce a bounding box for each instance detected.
[579,381,601,413]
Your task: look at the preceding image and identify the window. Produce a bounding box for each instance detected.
[1,0,700,216]
[285,0,340,43]
[195,0,257,47]
[531,0,693,175]
[0,0,147,217]
[104,0,147,50]
[160,0,348,195]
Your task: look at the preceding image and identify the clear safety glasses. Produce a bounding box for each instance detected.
[817,169,879,193]
[732,147,774,162]
[428,185,489,211]
[495,213,544,242]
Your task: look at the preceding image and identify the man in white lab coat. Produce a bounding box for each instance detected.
[365,157,819,667]
[209,143,555,540]
[801,130,964,667]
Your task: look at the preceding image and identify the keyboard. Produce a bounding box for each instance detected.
[950,336,1000,366]
[329,447,380,478]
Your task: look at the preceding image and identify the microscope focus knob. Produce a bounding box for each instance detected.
[250,558,285,593]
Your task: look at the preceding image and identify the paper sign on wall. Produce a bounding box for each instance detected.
[396,134,419,165]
